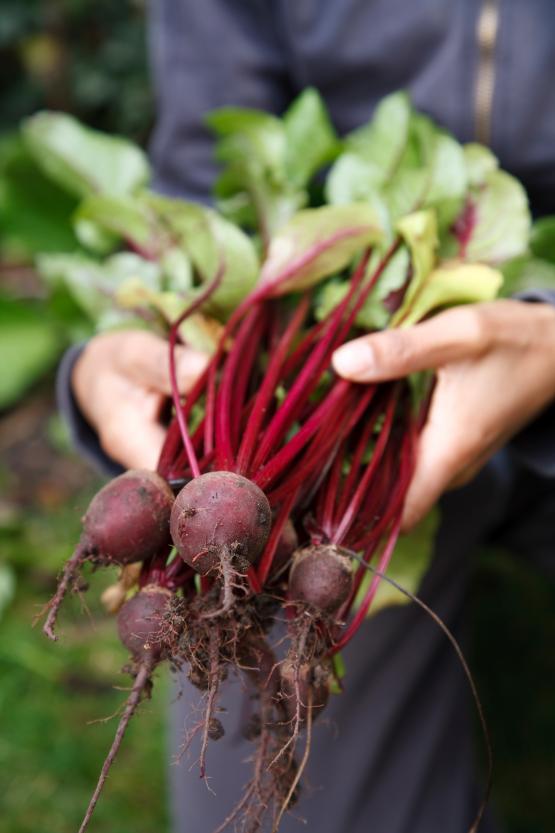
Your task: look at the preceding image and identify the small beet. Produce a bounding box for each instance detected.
[83,469,174,566]
[288,545,352,614]
[117,585,176,662]
[42,470,175,641]
[170,471,272,575]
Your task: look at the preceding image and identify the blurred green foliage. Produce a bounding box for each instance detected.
[0,463,168,833]
[0,0,152,140]
[0,0,151,406]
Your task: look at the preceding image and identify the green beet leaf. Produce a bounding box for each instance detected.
[259,203,384,296]
[115,283,222,354]
[530,216,555,264]
[390,210,438,324]
[73,193,161,255]
[0,296,63,408]
[446,145,531,264]
[37,251,161,328]
[22,111,150,199]
[144,194,259,316]
[326,92,412,204]
[395,261,503,328]
[355,509,439,617]
[208,90,339,236]
[501,254,555,296]
[283,87,341,188]
[0,134,79,258]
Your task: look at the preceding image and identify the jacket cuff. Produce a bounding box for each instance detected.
[509,291,555,477]
[56,344,124,477]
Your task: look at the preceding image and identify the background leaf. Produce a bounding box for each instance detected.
[22,111,150,198]
[0,296,62,407]
[260,203,383,295]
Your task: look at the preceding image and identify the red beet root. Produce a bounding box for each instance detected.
[43,470,174,641]
[79,584,182,833]
[170,471,272,575]
[288,545,352,614]
[117,585,176,662]
[83,469,174,565]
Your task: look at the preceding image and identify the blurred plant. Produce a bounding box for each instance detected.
[0,0,152,140]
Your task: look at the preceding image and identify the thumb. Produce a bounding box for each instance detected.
[332,306,488,382]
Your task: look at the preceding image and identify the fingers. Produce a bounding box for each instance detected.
[98,387,167,471]
[332,305,491,382]
[115,331,210,395]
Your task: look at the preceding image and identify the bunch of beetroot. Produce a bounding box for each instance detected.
[38,89,529,833]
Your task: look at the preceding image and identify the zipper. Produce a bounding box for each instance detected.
[474,0,501,145]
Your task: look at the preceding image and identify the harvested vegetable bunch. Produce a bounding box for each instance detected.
[31,89,536,833]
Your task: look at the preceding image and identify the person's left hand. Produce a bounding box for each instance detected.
[332,300,555,531]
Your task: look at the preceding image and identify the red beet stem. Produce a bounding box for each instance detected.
[249,251,371,472]
[236,296,310,474]
[332,513,403,653]
[332,385,399,545]
[256,488,299,585]
[254,379,349,490]
[168,260,225,478]
[215,306,265,469]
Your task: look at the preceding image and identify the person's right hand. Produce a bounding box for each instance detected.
[72,330,210,470]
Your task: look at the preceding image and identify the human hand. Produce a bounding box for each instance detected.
[332,300,555,531]
[72,330,210,470]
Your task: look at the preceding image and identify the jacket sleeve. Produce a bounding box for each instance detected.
[509,289,555,478]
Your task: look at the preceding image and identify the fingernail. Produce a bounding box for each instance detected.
[332,342,376,379]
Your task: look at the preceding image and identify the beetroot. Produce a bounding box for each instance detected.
[42,470,174,641]
[170,471,271,575]
[288,545,352,614]
[79,584,183,833]
[117,585,175,662]
[83,470,174,565]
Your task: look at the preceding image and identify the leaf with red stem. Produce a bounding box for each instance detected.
[256,204,383,297]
